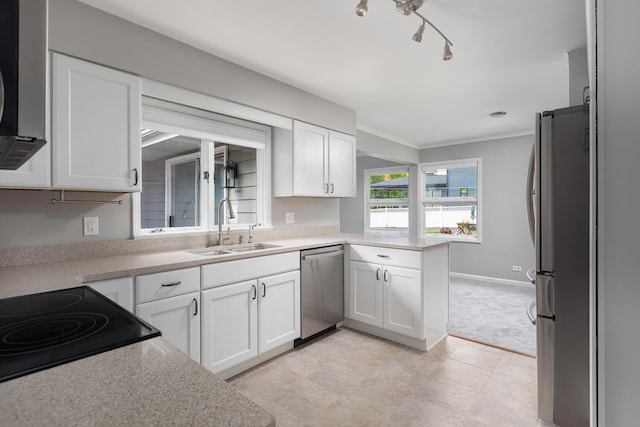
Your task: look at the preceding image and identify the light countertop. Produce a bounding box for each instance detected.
[0,337,275,427]
[0,234,449,300]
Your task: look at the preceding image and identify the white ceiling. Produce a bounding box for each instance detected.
[79,0,587,149]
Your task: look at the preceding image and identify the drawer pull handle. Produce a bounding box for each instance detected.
[161,281,182,287]
[192,298,198,316]
[377,254,391,259]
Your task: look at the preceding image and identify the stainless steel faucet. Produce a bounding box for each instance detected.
[248,223,261,243]
[217,197,236,245]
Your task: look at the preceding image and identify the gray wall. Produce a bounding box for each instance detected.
[420,135,535,282]
[597,0,640,423]
[0,0,351,249]
[49,0,355,135]
[0,189,132,248]
[340,156,405,233]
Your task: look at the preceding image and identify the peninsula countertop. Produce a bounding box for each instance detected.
[0,337,275,427]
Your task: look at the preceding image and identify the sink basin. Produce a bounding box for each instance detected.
[223,243,280,253]
[190,249,230,256]
[190,243,280,256]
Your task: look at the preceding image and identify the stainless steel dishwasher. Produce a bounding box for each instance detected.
[295,245,345,346]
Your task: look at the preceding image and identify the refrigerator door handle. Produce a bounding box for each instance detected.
[526,142,536,246]
[537,112,555,273]
[527,299,537,325]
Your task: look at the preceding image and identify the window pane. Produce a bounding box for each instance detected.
[423,165,477,199]
[369,172,409,200]
[424,203,478,237]
[369,204,409,230]
[141,132,201,229]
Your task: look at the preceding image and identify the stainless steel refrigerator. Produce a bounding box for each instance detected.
[528,104,590,426]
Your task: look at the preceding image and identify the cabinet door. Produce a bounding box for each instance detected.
[382,266,423,338]
[51,53,141,191]
[258,270,300,353]
[136,291,200,362]
[88,277,134,312]
[201,281,258,374]
[328,131,356,197]
[292,121,328,196]
[349,261,383,327]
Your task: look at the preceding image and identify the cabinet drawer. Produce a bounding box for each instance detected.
[136,267,200,303]
[202,252,300,289]
[350,244,421,269]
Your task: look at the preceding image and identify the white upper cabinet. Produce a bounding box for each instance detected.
[51,53,141,191]
[273,120,356,197]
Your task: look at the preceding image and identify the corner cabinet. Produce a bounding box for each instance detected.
[51,53,141,191]
[273,120,356,197]
[346,244,450,351]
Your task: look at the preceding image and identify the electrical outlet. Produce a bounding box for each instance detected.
[512,265,522,272]
[285,212,295,224]
[83,216,99,236]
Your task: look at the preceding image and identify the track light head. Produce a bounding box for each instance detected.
[355,0,368,17]
[412,22,425,43]
[443,42,453,61]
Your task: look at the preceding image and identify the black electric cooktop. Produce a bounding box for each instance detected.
[0,286,161,383]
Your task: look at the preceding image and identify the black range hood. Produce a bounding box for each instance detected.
[0,0,48,170]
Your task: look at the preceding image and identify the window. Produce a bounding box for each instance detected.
[365,166,409,234]
[134,96,269,236]
[420,159,481,241]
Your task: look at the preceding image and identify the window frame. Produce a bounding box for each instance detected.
[419,158,482,243]
[364,165,410,235]
[132,85,272,238]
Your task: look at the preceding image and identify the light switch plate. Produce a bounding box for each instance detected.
[83,216,99,236]
[285,212,295,224]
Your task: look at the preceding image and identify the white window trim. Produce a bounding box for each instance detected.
[165,151,202,230]
[364,165,410,235]
[133,80,272,238]
[419,158,482,243]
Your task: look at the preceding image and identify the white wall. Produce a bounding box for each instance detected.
[420,135,535,282]
[597,0,640,423]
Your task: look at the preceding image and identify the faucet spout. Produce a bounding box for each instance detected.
[217,197,235,245]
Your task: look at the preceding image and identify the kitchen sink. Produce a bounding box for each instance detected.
[222,243,280,253]
[190,243,280,256]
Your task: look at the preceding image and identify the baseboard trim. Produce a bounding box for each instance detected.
[450,272,532,288]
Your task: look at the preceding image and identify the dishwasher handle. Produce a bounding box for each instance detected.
[302,250,344,261]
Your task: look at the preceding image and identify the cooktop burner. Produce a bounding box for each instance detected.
[0,286,161,383]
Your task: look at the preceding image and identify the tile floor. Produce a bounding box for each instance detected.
[228,328,554,426]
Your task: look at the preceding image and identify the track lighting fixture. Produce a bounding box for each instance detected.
[355,0,454,61]
[355,0,368,17]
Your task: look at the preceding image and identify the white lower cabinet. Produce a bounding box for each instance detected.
[346,243,450,351]
[349,261,422,339]
[201,270,300,375]
[136,292,201,363]
[134,267,201,363]
[88,277,134,312]
[201,280,258,373]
